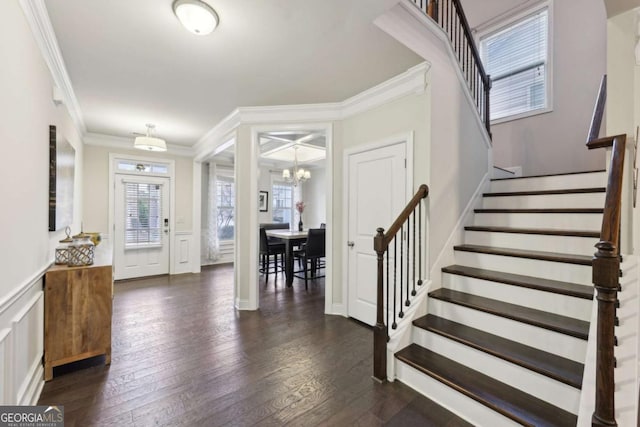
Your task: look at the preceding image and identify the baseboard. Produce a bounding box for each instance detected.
[234,297,254,311]
[429,173,490,281]
[327,303,346,317]
[19,361,43,406]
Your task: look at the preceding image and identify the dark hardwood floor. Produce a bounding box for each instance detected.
[39,264,470,426]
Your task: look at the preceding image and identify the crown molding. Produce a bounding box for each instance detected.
[84,133,195,157]
[19,0,86,134]
[194,61,430,160]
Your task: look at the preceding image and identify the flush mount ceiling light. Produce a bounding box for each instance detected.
[134,124,167,152]
[172,0,219,36]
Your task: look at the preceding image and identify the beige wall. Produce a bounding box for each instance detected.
[82,144,193,235]
[334,92,431,304]
[0,0,83,299]
[607,10,637,136]
[464,0,607,175]
[606,8,640,256]
[0,0,85,403]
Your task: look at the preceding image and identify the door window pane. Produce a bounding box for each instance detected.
[124,182,163,247]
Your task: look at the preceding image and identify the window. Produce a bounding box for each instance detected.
[125,182,162,247]
[216,176,235,241]
[272,182,293,225]
[480,6,549,122]
[116,159,169,175]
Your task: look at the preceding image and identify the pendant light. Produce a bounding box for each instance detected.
[134,124,167,152]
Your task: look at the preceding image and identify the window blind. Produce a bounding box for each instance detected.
[481,8,548,120]
[125,182,162,247]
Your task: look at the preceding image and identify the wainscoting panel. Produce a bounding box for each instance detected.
[0,328,11,404]
[174,232,193,275]
[0,265,46,405]
[12,292,44,405]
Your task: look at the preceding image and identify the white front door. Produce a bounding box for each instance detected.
[114,175,170,280]
[347,141,407,325]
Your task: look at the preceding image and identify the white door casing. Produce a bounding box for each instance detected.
[347,139,408,325]
[114,175,170,280]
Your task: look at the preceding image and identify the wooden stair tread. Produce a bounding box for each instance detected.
[464,225,599,238]
[441,264,593,299]
[491,169,606,181]
[413,314,585,388]
[428,288,589,339]
[483,187,605,197]
[396,344,578,427]
[454,244,593,266]
[475,208,603,214]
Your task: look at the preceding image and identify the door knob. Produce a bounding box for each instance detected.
[347,241,355,247]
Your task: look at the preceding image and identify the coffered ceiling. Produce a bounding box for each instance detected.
[43,0,423,147]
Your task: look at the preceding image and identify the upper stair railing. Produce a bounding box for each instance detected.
[411,0,492,135]
[373,184,429,381]
[586,75,627,427]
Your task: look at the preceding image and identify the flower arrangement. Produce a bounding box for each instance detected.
[295,201,305,214]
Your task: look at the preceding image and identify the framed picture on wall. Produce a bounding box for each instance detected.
[49,125,75,231]
[259,191,269,212]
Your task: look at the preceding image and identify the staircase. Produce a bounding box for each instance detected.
[394,170,607,426]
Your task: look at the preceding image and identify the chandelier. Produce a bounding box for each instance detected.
[282,146,310,186]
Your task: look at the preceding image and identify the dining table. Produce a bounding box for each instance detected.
[265,229,307,287]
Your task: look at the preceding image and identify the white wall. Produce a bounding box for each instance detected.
[301,166,326,229]
[258,165,277,225]
[83,143,193,234]
[462,0,607,175]
[375,0,491,280]
[0,0,83,404]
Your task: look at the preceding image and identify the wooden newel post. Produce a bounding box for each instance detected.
[373,227,387,382]
[591,240,619,427]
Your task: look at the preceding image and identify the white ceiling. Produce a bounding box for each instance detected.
[44,0,423,147]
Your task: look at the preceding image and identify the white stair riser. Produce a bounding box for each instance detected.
[396,362,520,427]
[490,172,606,193]
[482,193,605,210]
[464,231,599,257]
[428,299,587,362]
[411,328,580,413]
[454,251,592,284]
[442,274,593,321]
[474,212,602,230]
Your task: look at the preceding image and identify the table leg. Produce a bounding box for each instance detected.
[285,240,294,287]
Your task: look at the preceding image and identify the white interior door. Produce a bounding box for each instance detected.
[114,175,170,280]
[347,142,406,325]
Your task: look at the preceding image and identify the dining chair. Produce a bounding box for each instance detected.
[259,228,285,283]
[294,228,326,289]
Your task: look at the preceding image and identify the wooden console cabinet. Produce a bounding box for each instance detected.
[43,250,112,381]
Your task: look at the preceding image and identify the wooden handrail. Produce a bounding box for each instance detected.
[374,184,429,252]
[587,74,627,427]
[373,184,429,381]
[450,0,490,88]
[598,135,626,252]
[418,0,492,134]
